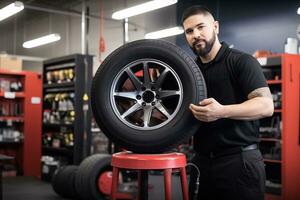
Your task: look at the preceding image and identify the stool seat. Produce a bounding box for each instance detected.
[110,152,189,200]
[111,152,187,169]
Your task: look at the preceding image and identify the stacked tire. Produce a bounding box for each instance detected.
[75,154,112,200]
[51,154,112,200]
[51,165,78,198]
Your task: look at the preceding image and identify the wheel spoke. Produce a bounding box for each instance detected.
[143,62,151,86]
[158,90,180,99]
[155,102,170,119]
[121,103,142,119]
[114,91,137,100]
[125,68,143,90]
[143,105,153,127]
[155,68,169,88]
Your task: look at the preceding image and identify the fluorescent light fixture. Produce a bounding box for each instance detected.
[145,26,184,39]
[112,0,177,20]
[297,7,300,15]
[0,1,24,21]
[23,34,61,48]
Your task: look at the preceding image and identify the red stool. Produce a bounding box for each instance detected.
[110,151,189,200]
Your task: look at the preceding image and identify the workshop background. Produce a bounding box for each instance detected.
[0,0,299,200]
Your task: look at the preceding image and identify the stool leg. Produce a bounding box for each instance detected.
[137,170,141,200]
[111,167,119,200]
[163,169,172,200]
[138,170,148,200]
[180,167,189,200]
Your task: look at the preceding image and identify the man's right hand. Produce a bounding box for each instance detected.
[189,98,225,122]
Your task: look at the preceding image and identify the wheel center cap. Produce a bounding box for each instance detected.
[142,90,155,103]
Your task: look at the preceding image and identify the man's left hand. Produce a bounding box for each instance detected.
[189,98,225,122]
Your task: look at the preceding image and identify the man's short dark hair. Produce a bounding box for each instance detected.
[181,5,215,24]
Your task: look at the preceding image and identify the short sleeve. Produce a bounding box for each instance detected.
[235,54,268,96]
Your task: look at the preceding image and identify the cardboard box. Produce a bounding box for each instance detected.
[0,54,22,71]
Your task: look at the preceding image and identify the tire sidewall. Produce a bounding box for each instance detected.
[75,154,112,200]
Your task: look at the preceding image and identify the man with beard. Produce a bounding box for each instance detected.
[182,5,274,200]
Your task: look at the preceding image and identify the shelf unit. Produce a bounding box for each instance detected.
[42,54,93,166]
[257,54,300,200]
[0,91,25,98]
[0,69,42,177]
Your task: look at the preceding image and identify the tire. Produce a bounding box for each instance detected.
[91,39,207,153]
[51,165,78,198]
[75,154,112,200]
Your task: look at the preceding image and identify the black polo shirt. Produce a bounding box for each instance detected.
[194,42,268,155]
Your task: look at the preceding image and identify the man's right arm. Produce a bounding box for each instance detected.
[189,87,274,122]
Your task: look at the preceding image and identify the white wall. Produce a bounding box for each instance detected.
[0,0,178,73]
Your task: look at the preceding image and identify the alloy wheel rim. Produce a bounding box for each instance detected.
[110,59,183,130]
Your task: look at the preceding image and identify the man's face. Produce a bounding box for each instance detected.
[183,14,218,57]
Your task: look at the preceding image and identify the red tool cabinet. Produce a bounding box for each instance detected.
[0,69,42,177]
[257,54,300,200]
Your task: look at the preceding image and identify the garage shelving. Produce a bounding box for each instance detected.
[42,54,93,166]
[257,54,300,200]
[0,69,42,177]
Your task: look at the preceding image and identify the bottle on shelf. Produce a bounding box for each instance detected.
[45,68,75,85]
[42,54,92,170]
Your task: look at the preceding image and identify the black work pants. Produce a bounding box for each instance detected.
[189,149,266,200]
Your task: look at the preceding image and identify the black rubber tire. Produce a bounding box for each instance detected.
[75,154,112,200]
[91,39,207,153]
[51,165,78,198]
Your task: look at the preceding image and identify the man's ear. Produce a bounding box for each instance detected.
[214,21,219,34]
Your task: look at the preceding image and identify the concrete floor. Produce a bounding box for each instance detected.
[3,174,185,200]
[3,176,69,200]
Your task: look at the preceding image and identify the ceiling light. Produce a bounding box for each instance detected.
[145,26,184,39]
[112,0,177,20]
[0,1,24,21]
[23,34,61,48]
[297,7,300,15]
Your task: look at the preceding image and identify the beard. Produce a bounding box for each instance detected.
[191,32,216,57]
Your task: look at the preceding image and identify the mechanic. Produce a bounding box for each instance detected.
[182,5,274,200]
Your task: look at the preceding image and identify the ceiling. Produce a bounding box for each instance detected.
[0,0,99,24]
[0,0,84,10]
